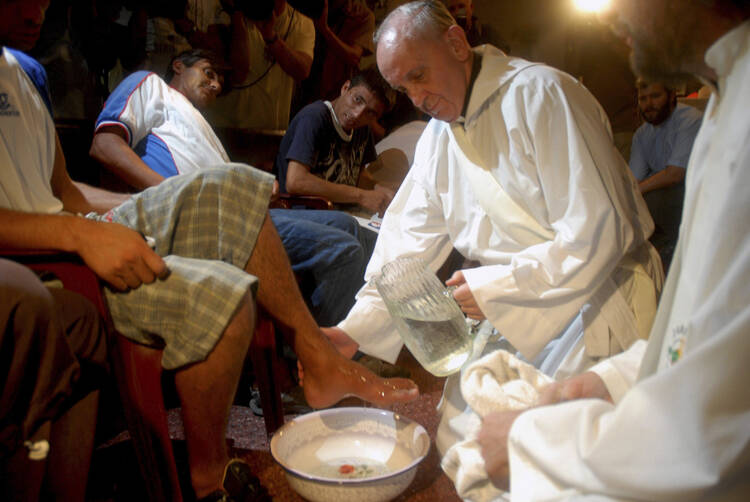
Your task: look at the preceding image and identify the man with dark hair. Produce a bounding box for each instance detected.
[91,50,381,329]
[91,49,226,189]
[630,78,703,269]
[276,66,395,216]
[475,0,750,499]
[163,48,224,85]
[300,0,376,105]
[630,79,703,194]
[1,3,417,500]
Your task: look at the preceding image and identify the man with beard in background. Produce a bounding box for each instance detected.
[478,1,750,499]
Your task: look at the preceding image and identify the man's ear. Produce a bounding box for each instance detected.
[444,24,471,62]
[340,80,352,96]
[172,60,185,76]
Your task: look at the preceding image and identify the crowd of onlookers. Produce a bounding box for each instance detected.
[30,0,427,135]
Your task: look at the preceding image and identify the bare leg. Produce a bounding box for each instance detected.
[246,215,418,408]
[174,293,255,498]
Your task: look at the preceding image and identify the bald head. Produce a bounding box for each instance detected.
[374,0,457,49]
[374,1,472,123]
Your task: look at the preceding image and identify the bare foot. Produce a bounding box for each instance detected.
[321,326,359,358]
[297,329,418,408]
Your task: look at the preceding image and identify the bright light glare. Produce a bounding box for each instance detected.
[573,0,610,13]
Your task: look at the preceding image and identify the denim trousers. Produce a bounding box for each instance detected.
[270,209,377,326]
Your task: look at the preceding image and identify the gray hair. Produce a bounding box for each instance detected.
[373,0,456,48]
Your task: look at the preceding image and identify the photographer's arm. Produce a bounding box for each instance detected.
[255,15,312,81]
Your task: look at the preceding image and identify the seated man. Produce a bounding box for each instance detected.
[0,260,107,502]
[629,78,703,270]
[275,66,396,218]
[90,49,372,326]
[0,3,417,500]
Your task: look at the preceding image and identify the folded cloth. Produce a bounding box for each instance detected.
[441,350,553,502]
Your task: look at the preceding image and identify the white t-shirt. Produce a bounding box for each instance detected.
[0,48,60,214]
[96,71,228,177]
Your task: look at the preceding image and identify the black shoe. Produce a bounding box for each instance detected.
[198,459,270,502]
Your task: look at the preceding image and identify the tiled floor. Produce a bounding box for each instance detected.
[89,349,462,501]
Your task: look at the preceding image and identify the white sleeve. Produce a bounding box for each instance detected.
[507,319,750,500]
[95,72,166,147]
[338,146,454,362]
[288,10,315,58]
[588,339,645,403]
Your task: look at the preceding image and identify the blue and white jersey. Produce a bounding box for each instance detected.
[96,71,229,178]
[0,47,61,213]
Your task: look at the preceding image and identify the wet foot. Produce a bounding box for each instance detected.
[298,330,418,408]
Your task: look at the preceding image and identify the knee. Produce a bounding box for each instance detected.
[225,291,256,348]
[326,212,361,235]
[1,263,56,323]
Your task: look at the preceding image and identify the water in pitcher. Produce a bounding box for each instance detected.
[392,311,472,376]
[373,257,475,376]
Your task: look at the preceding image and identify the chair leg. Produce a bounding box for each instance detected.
[249,316,285,434]
[111,335,183,502]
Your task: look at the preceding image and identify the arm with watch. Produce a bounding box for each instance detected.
[254,12,312,82]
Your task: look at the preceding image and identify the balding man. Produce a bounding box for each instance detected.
[325,0,663,472]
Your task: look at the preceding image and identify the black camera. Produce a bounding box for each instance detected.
[234,0,275,21]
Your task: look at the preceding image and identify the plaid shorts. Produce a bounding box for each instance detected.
[89,163,273,369]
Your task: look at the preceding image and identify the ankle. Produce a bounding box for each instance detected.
[190,464,226,499]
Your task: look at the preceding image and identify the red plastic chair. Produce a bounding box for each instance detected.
[0,249,284,501]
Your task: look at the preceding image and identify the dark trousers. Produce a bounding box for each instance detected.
[0,259,107,460]
[644,183,685,273]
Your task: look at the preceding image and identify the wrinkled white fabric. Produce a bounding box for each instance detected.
[506,20,750,501]
[340,45,661,370]
[441,350,552,502]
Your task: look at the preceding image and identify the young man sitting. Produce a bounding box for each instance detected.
[90,49,374,327]
[275,66,396,218]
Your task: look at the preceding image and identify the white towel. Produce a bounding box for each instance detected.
[441,350,553,501]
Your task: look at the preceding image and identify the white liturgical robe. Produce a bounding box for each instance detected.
[340,46,661,372]
[506,20,750,500]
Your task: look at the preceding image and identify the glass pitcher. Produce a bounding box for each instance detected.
[371,257,474,376]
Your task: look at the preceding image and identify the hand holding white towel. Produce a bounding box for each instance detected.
[441,350,553,501]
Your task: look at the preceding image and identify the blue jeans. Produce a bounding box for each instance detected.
[270,209,377,326]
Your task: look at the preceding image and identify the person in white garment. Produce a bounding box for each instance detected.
[325,0,663,458]
[476,0,750,499]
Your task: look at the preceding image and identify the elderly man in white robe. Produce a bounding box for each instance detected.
[324,0,663,463]
[474,0,750,500]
